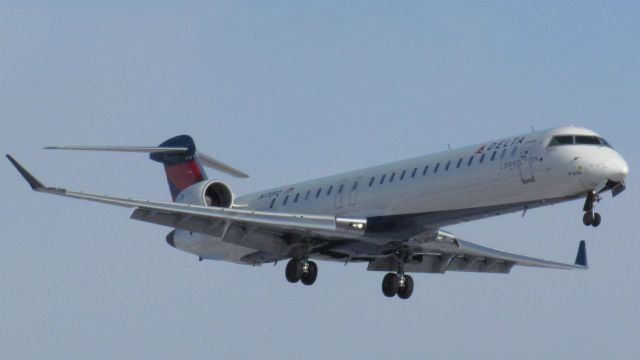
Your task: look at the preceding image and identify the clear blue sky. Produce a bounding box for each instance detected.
[1,2,638,359]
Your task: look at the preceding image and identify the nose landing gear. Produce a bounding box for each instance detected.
[582,190,602,227]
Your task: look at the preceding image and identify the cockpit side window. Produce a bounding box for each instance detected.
[599,137,613,148]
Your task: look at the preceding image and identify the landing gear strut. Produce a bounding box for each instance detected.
[381,272,414,299]
[285,258,318,286]
[582,191,602,227]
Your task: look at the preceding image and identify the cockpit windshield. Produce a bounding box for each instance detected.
[548,135,612,148]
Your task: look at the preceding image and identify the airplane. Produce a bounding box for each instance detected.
[7,126,628,299]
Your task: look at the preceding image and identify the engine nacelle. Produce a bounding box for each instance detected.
[175,180,234,208]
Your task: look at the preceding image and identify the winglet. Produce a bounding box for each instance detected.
[6,155,45,190]
[575,240,588,267]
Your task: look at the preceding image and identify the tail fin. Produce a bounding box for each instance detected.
[150,135,207,201]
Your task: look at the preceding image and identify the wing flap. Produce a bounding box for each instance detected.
[368,255,514,274]
[130,208,227,237]
[368,233,587,274]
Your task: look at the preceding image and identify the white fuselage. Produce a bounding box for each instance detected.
[172,126,628,262]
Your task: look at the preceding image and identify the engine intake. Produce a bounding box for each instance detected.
[203,181,233,207]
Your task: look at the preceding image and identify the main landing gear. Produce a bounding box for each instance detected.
[382,272,414,299]
[285,258,318,286]
[582,190,602,227]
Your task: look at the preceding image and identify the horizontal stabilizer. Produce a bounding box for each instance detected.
[45,146,188,154]
[45,144,249,178]
[196,151,249,178]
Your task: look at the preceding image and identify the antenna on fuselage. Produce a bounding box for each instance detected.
[447,144,452,151]
[531,126,536,132]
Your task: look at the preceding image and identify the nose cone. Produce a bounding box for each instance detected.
[606,156,629,182]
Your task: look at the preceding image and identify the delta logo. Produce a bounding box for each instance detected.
[475,136,526,154]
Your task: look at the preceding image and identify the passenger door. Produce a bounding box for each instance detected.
[349,177,361,206]
[335,180,347,209]
[519,140,537,184]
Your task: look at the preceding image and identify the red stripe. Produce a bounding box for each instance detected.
[165,160,205,199]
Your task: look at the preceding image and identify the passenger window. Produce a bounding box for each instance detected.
[411,168,417,178]
[434,163,440,173]
[400,170,406,180]
[456,158,462,168]
[379,174,386,185]
[479,153,485,164]
[491,151,497,161]
[468,156,474,166]
[422,165,429,175]
[294,193,300,203]
[269,198,276,209]
[327,186,333,196]
[500,148,507,159]
[389,172,395,183]
[511,147,518,157]
[337,184,344,193]
[305,191,311,201]
[316,188,322,198]
[352,181,358,190]
[369,177,375,187]
[283,195,289,205]
[445,160,451,171]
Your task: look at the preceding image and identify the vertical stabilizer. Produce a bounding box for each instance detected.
[150,135,207,200]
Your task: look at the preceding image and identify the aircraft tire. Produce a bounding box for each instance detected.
[583,212,594,226]
[285,259,303,283]
[592,213,602,227]
[382,273,400,297]
[397,275,414,299]
[301,261,318,286]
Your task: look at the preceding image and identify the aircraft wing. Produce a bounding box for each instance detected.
[368,230,587,273]
[8,155,588,273]
[6,155,367,237]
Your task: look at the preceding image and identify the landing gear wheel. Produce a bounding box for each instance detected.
[382,273,400,297]
[583,191,603,227]
[285,259,303,283]
[397,275,414,299]
[301,261,318,285]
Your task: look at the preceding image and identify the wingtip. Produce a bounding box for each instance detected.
[575,240,588,268]
[6,154,46,190]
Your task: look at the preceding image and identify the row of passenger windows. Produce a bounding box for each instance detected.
[367,146,519,189]
[270,182,357,208]
[270,146,521,208]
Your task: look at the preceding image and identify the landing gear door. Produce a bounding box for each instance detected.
[519,140,537,184]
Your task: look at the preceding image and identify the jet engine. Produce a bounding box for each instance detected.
[175,180,234,208]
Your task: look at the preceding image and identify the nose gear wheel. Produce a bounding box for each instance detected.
[582,191,602,227]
